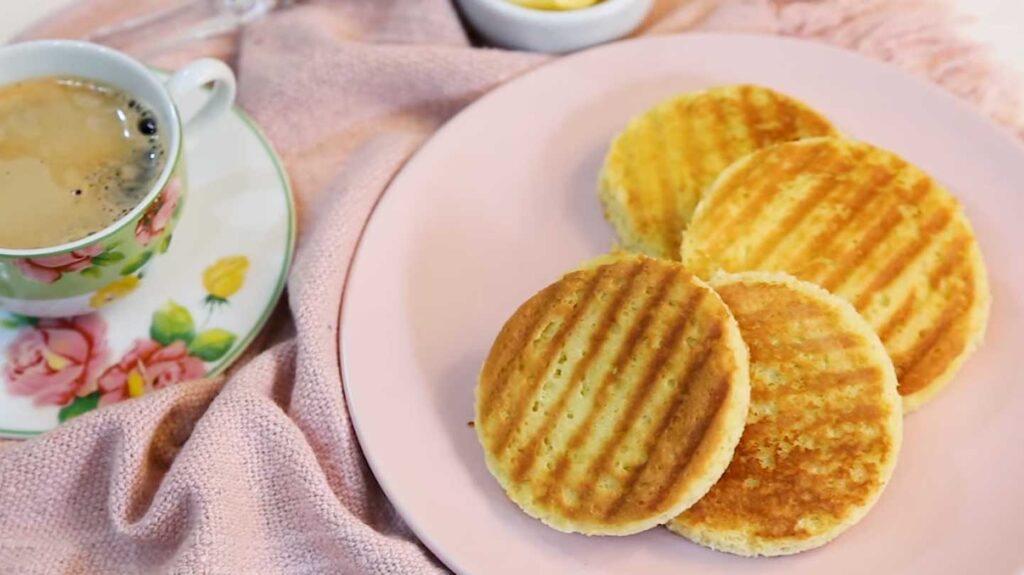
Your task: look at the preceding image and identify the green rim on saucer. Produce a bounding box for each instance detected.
[0,103,295,438]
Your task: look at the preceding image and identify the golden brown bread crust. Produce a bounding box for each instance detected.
[668,272,903,556]
[681,137,990,411]
[599,85,837,259]
[476,255,750,535]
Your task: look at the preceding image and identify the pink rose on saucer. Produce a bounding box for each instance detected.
[97,338,204,406]
[3,315,110,406]
[135,178,181,247]
[14,244,104,284]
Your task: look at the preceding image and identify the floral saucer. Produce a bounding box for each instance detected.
[0,94,295,438]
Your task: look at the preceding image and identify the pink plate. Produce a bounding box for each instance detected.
[340,34,1024,575]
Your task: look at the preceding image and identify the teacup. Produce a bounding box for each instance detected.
[0,40,235,317]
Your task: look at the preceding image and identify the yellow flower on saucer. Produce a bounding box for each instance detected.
[203,256,249,305]
[90,276,140,309]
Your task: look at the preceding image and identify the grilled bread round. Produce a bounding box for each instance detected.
[668,272,902,556]
[599,85,837,259]
[681,137,990,412]
[475,255,751,535]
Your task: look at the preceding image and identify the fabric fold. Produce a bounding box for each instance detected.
[1,0,1020,572]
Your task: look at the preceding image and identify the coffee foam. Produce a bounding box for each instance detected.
[0,76,168,249]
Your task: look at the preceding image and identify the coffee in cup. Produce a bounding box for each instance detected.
[0,76,168,249]
[0,40,236,317]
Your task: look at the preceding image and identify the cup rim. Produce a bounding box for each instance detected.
[0,39,183,259]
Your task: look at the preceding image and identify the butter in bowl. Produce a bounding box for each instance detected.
[456,0,654,53]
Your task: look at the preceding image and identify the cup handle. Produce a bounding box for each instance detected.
[165,58,236,134]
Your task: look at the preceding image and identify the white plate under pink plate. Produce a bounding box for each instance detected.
[340,34,1024,575]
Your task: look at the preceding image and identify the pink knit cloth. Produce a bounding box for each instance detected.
[1,1,1020,572]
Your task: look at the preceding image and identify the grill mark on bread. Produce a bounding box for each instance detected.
[676,99,703,244]
[572,291,706,508]
[662,105,687,237]
[706,98,730,169]
[642,375,730,513]
[694,99,727,208]
[764,89,790,143]
[653,111,681,257]
[694,149,768,229]
[535,268,679,506]
[852,208,952,311]
[816,206,903,292]
[771,90,796,142]
[491,271,608,455]
[731,322,861,358]
[928,235,970,288]
[739,85,762,148]
[509,262,645,481]
[895,277,974,394]
[678,100,701,189]
[755,367,883,401]
[702,144,827,252]
[876,292,918,343]
[619,130,646,237]
[746,149,850,267]
[602,324,725,519]
[478,283,566,422]
[768,332,861,357]
[779,403,892,456]
[787,165,902,277]
[820,177,932,293]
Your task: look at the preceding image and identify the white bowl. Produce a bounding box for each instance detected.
[456,0,653,53]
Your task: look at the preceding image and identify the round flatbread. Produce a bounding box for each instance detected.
[476,255,750,535]
[600,84,837,259]
[668,271,902,556]
[681,137,990,411]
